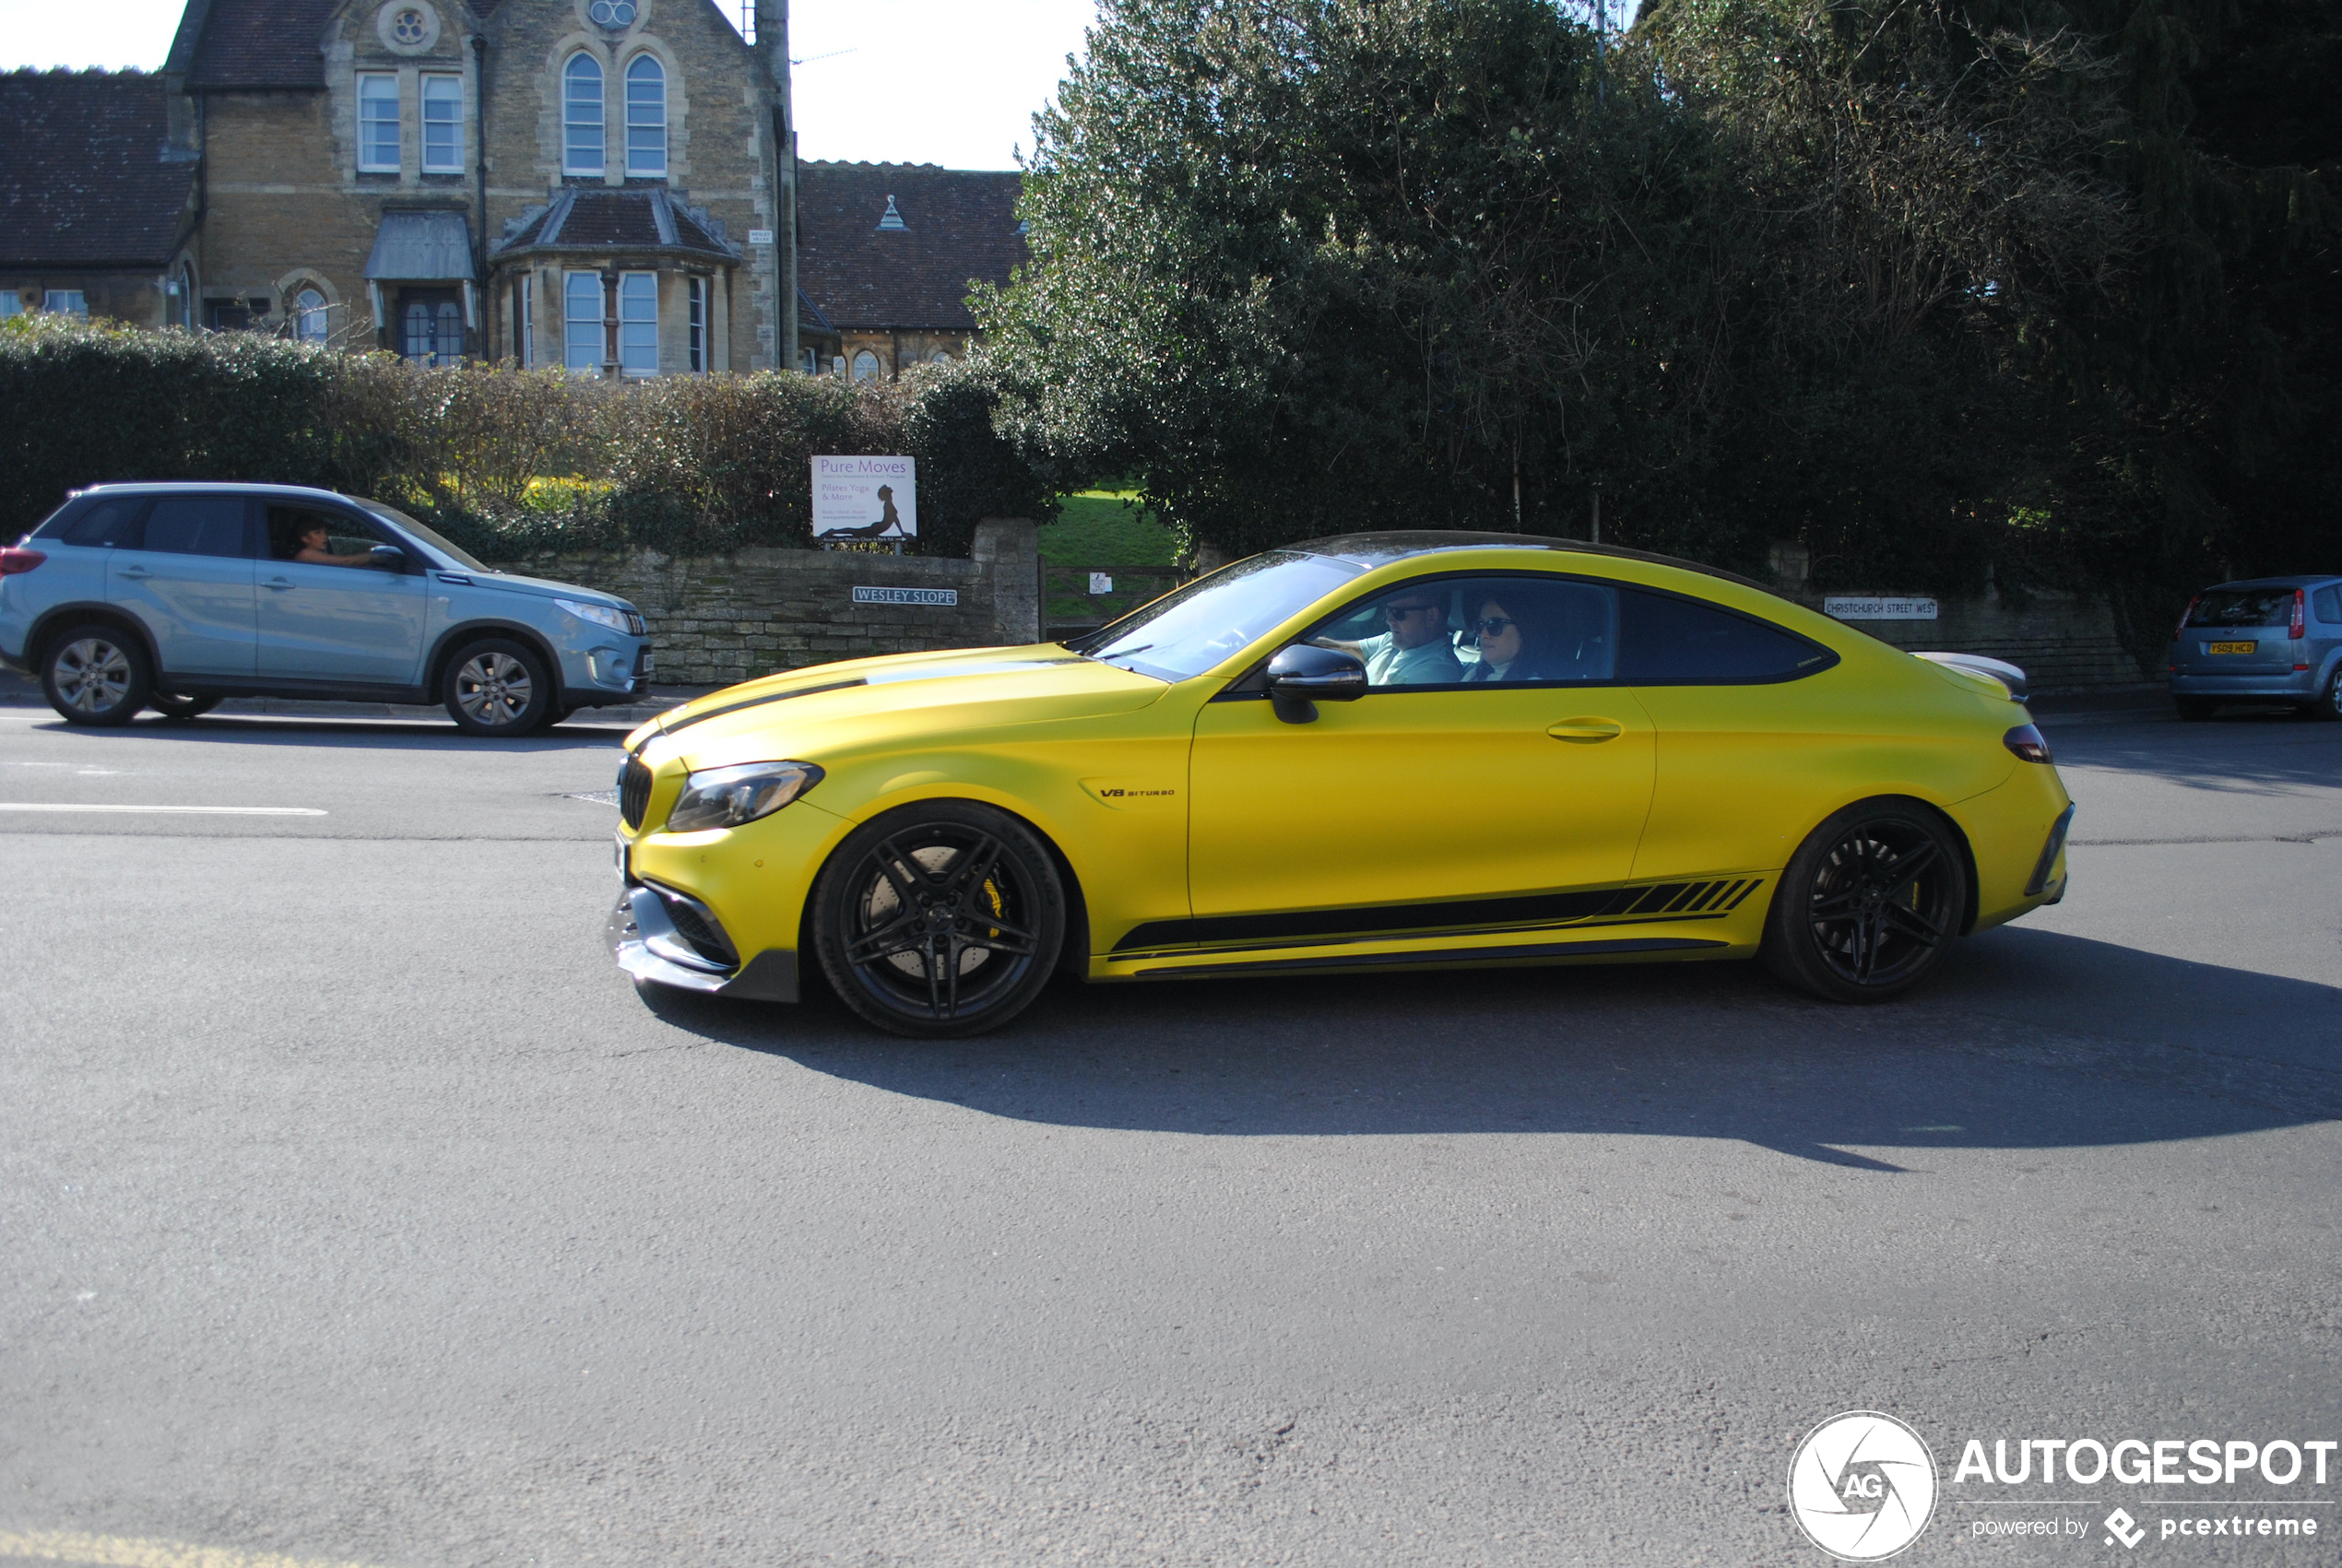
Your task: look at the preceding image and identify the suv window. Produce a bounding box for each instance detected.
[266,505,405,569]
[1617,588,1837,683]
[2187,589,2292,628]
[133,497,253,558]
[37,497,148,547]
[2313,586,2340,624]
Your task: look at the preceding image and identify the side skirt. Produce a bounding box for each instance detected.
[1131,935,1728,981]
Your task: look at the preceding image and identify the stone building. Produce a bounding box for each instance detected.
[0,71,200,328]
[795,160,1027,380]
[92,0,806,370]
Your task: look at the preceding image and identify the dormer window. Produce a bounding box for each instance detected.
[563,54,605,175]
[624,55,666,177]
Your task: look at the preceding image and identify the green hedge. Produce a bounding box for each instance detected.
[0,313,1056,561]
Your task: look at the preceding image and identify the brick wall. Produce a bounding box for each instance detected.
[517,517,1040,685]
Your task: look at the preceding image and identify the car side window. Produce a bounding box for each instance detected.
[267,506,404,569]
[1301,575,1619,687]
[134,497,254,558]
[1616,587,1837,684]
[2315,586,2341,624]
[40,498,148,547]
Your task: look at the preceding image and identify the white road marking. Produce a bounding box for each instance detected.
[0,804,326,816]
[0,1528,386,1568]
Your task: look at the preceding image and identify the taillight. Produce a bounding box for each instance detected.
[2289,588,2305,640]
[2004,724,2053,763]
[0,547,46,576]
[2172,595,2199,642]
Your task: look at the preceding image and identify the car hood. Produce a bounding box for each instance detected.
[626,645,1175,767]
[453,568,628,608]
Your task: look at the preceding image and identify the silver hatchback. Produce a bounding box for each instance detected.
[2168,577,2342,720]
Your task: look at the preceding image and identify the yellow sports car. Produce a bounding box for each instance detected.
[607,533,2074,1036]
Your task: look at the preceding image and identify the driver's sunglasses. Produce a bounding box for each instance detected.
[1384,603,1443,620]
[1472,617,1516,636]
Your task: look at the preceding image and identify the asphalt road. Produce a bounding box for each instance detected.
[2,699,2336,1567]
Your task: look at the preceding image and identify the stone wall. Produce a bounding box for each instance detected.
[1766,546,2152,694]
[518,517,1040,686]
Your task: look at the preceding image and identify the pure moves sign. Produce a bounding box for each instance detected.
[812,456,917,541]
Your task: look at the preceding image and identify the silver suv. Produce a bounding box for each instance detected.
[2168,576,2342,720]
[0,482,653,734]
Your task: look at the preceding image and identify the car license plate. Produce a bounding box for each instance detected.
[614,835,630,880]
[638,647,655,675]
[2207,641,2256,654]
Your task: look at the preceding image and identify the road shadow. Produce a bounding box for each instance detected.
[633,926,2342,1168]
[0,712,632,753]
[2053,706,2342,796]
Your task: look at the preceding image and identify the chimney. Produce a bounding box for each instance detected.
[754,0,798,371]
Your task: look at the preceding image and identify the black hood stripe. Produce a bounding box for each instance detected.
[637,678,866,749]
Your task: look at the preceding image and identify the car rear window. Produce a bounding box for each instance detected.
[34,497,147,547]
[2314,586,2340,624]
[1616,588,1838,683]
[2187,589,2293,628]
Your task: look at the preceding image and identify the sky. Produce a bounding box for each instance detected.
[1,0,1105,170]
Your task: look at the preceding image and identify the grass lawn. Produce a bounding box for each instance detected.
[1039,486,1180,567]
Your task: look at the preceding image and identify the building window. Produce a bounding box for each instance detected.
[931,348,952,363]
[563,55,605,176]
[618,272,656,375]
[0,291,19,318]
[403,296,461,364]
[421,75,463,172]
[358,73,400,172]
[564,271,603,371]
[294,288,330,344]
[624,55,666,177]
[45,290,89,319]
[514,275,534,367]
[687,277,705,371]
[850,349,880,383]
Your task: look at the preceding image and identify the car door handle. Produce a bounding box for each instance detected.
[264,576,295,590]
[1546,718,1624,742]
[116,564,150,580]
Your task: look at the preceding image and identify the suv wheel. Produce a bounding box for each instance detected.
[442,637,552,736]
[41,624,153,725]
[2314,666,2342,722]
[1760,799,1969,1004]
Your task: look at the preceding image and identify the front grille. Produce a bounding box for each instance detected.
[624,609,649,637]
[653,885,739,968]
[618,753,654,831]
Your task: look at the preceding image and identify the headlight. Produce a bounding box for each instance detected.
[556,597,631,633]
[664,760,824,833]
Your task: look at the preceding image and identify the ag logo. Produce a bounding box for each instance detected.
[1788,1411,1938,1561]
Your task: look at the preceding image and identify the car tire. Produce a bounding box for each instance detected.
[810,801,1066,1038]
[1759,798,1969,1005]
[2174,695,2218,721]
[40,623,153,726]
[2313,666,2342,721]
[441,637,552,736]
[149,692,222,722]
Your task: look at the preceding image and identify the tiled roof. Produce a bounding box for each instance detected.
[181,0,339,90]
[796,161,1026,331]
[0,71,196,268]
[491,189,740,262]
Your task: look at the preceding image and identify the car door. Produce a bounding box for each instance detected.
[1186,572,1656,944]
[255,504,427,684]
[106,494,258,678]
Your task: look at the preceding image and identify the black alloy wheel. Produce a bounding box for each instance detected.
[441,636,553,736]
[810,802,1065,1038]
[149,692,222,721]
[40,624,153,726]
[1761,800,1968,1003]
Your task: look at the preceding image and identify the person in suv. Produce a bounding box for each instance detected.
[0,482,655,735]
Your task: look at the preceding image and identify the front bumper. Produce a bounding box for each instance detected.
[606,880,798,1002]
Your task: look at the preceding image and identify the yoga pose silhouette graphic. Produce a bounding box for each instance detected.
[825,484,908,540]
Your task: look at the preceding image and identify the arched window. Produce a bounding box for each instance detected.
[294,288,329,344]
[850,349,881,383]
[624,55,667,177]
[930,348,952,363]
[563,54,604,175]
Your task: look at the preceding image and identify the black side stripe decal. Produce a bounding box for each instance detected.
[645,678,866,744]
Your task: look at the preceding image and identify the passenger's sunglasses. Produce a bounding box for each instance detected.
[1472,617,1516,636]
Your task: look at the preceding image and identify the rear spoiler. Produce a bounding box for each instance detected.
[1911,651,2029,701]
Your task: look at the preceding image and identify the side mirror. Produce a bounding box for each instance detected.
[368,544,406,568]
[1265,643,1367,725]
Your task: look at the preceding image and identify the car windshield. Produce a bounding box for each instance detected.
[2187,588,2293,628]
[354,498,491,572]
[1070,550,1363,681]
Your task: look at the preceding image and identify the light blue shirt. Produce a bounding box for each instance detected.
[1361,631,1463,685]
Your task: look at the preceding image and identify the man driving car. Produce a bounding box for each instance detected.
[1317,590,1463,685]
